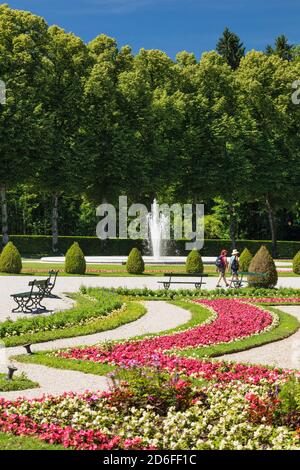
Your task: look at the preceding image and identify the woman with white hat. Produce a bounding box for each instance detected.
[229,249,240,286]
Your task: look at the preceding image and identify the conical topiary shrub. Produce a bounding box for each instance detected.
[239,248,253,272]
[126,248,144,274]
[248,245,278,288]
[186,249,204,274]
[0,242,22,274]
[65,242,86,275]
[293,251,300,274]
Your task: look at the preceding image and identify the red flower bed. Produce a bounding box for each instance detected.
[0,412,153,450]
[58,298,283,383]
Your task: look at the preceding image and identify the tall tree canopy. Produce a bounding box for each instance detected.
[216,27,245,70]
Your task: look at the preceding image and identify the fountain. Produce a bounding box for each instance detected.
[147,199,168,260]
[41,199,215,265]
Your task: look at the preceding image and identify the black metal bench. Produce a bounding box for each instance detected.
[229,271,267,288]
[11,279,49,313]
[40,270,59,297]
[158,273,208,290]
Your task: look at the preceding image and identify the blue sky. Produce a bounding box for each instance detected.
[4,0,300,58]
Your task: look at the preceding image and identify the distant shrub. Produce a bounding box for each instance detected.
[293,251,300,275]
[126,248,144,274]
[0,242,22,274]
[248,245,278,288]
[239,248,253,272]
[186,249,204,274]
[65,242,86,275]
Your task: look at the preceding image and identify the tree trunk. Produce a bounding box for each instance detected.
[266,197,277,258]
[0,185,9,246]
[52,193,59,253]
[229,203,236,249]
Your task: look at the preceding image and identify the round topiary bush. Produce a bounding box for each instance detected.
[126,248,144,274]
[0,242,22,274]
[239,248,253,272]
[65,242,86,275]
[293,251,300,274]
[248,245,278,288]
[186,249,204,274]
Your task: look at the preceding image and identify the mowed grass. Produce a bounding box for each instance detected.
[0,432,66,450]
[3,299,146,347]
[0,261,296,277]
[0,373,39,392]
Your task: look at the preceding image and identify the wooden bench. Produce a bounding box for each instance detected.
[229,271,266,288]
[158,273,208,290]
[11,279,49,314]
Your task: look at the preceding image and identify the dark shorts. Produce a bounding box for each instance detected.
[231,270,238,276]
[218,267,225,274]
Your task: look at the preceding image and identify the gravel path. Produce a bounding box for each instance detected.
[218,305,300,370]
[0,301,191,400]
[1,275,300,323]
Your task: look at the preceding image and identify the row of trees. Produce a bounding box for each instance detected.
[1,5,300,255]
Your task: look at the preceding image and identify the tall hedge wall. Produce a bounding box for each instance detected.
[4,236,300,259]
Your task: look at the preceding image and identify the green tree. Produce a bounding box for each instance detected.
[216,27,245,70]
[236,51,300,255]
[0,5,49,246]
[266,35,294,61]
[36,26,91,252]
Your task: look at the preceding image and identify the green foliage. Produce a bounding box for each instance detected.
[7,235,300,258]
[293,250,300,274]
[65,242,86,274]
[0,242,22,273]
[186,249,203,274]
[109,367,206,416]
[126,248,144,274]
[110,286,300,300]
[0,373,38,392]
[216,27,245,69]
[0,288,122,341]
[248,246,278,288]
[239,248,253,271]
[204,215,226,239]
[278,377,300,415]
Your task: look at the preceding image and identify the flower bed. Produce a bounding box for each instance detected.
[1,371,300,450]
[58,299,275,369]
[1,297,300,450]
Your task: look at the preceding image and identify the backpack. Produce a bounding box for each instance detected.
[215,256,224,269]
[230,257,239,272]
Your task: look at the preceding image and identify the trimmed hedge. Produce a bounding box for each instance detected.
[248,246,278,288]
[3,235,300,259]
[0,242,22,273]
[293,250,300,274]
[126,248,144,274]
[186,249,203,274]
[65,242,86,275]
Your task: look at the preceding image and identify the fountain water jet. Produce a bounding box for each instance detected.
[147,199,169,260]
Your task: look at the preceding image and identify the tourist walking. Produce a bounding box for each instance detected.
[229,249,240,286]
[215,249,230,288]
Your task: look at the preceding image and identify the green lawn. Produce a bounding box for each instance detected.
[3,299,146,347]
[0,432,66,450]
[0,373,38,392]
[0,261,296,277]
